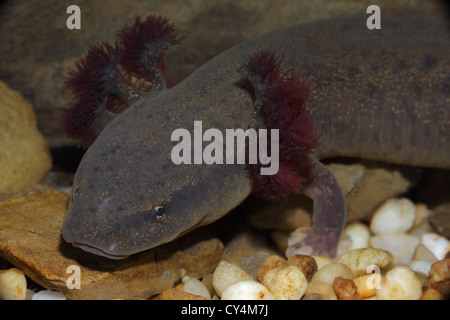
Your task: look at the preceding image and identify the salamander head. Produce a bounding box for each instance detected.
[61,113,218,259]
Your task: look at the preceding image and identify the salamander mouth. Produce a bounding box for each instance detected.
[71,242,130,260]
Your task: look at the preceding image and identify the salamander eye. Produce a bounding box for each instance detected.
[72,186,80,201]
[153,205,166,221]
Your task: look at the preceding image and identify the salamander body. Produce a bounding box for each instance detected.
[61,17,450,259]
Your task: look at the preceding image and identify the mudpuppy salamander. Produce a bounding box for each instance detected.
[61,16,450,259]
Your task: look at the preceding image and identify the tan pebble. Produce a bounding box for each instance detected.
[412,203,429,228]
[174,282,184,290]
[409,220,435,238]
[311,263,353,286]
[363,295,378,300]
[376,266,422,300]
[256,255,287,283]
[0,81,52,194]
[412,244,438,263]
[155,287,208,300]
[270,230,290,253]
[287,254,318,282]
[182,275,211,300]
[25,289,36,300]
[212,260,254,297]
[414,270,430,288]
[302,293,324,300]
[336,232,352,257]
[429,258,449,298]
[0,268,27,300]
[353,274,382,299]
[420,288,444,300]
[421,233,450,260]
[312,255,333,270]
[262,265,307,300]
[370,198,415,235]
[201,273,215,297]
[370,233,419,265]
[338,248,393,277]
[333,277,360,300]
[221,281,274,300]
[304,280,337,300]
[408,260,432,277]
[343,222,370,251]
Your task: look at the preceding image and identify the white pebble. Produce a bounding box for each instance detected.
[343,222,371,251]
[376,266,422,300]
[0,268,27,300]
[182,275,211,300]
[212,260,254,297]
[336,232,352,257]
[221,281,274,300]
[312,255,333,270]
[311,263,353,286]
[262,265,307,300]
[420,233,450,260]
[408,260,432,276]
[370,198,415,235]
[370,233,419,265]
[32,290,66,300]
[304,280,337,300]
[338,248,393,277]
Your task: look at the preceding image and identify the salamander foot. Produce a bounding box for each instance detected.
[284,158,346,259]
[285,227,340,258]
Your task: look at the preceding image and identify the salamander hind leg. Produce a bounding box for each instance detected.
[237,51,345,258]
[286,159,346,259]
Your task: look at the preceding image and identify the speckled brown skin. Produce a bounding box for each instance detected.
[62,17,449,259]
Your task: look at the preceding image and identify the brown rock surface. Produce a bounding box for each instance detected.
[333,277,360,300]
[154,287,208,300]
[430,203,450,238]
[244,162,411,231]
[0,190,223,299]
[429,258,450,298]
[0,81,52,194]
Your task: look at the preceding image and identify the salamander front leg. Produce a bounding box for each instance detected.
[286,159,346,259]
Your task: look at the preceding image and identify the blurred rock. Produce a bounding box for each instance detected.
[213,213,279,266]
[370,233,419,266]
[0,268,27,300]
[430,203,450,238]
[0,0,445,146]
[0,190,223,299]
[0,81,51,194]
[155,287,208,300]
[245,162,411,231]
[333,277,360,300]
[429,259,450,298]
[376,266,422,300]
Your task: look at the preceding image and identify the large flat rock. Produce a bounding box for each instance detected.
[0,190,223,299]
